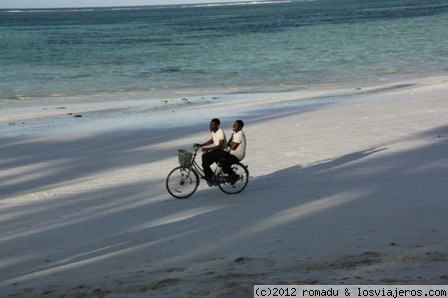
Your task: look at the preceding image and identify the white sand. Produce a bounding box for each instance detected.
[1,77,448,297]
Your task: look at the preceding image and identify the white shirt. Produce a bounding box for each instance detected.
[229,130,246,160]
[212,128,227,150]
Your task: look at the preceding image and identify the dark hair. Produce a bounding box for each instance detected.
[236,119,244,127]
[211,118,220,126]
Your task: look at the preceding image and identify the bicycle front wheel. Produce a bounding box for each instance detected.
[217,163,249,195]
[166,167,199,199]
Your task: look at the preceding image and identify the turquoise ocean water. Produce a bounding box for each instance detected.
[1,0,448,101]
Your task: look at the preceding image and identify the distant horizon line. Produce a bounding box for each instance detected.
[0,0,300,11]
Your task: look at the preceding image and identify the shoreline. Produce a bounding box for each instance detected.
[2,73,447,106]
[2,75,447,135]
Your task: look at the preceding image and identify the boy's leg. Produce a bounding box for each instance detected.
[202,151,215,180]
[221,154,240,176]
[203,150,229,180]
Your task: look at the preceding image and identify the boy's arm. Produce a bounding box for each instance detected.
[229,141,240,151]
[197,139,213,147]
[203,139,224,152]
[229,132,242,150]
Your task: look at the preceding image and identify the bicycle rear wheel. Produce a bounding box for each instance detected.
[217,163,249,195]
[166,167,199,199]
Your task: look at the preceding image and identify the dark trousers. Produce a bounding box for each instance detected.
[221,154,240,177]
[202,149,238,178]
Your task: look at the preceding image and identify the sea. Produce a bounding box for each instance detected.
[1,0,448,102]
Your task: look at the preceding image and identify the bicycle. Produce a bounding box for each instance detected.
[166,145,249,199]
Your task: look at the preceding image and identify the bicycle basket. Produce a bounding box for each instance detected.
[178,150,192,167]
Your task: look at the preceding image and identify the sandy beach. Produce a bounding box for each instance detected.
[1,76,448,297]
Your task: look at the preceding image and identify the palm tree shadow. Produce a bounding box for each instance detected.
[306,147,388,172]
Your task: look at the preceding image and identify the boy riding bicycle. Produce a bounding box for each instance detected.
[196,119,246,186]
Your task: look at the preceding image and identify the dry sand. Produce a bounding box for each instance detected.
[1,77,447,297]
